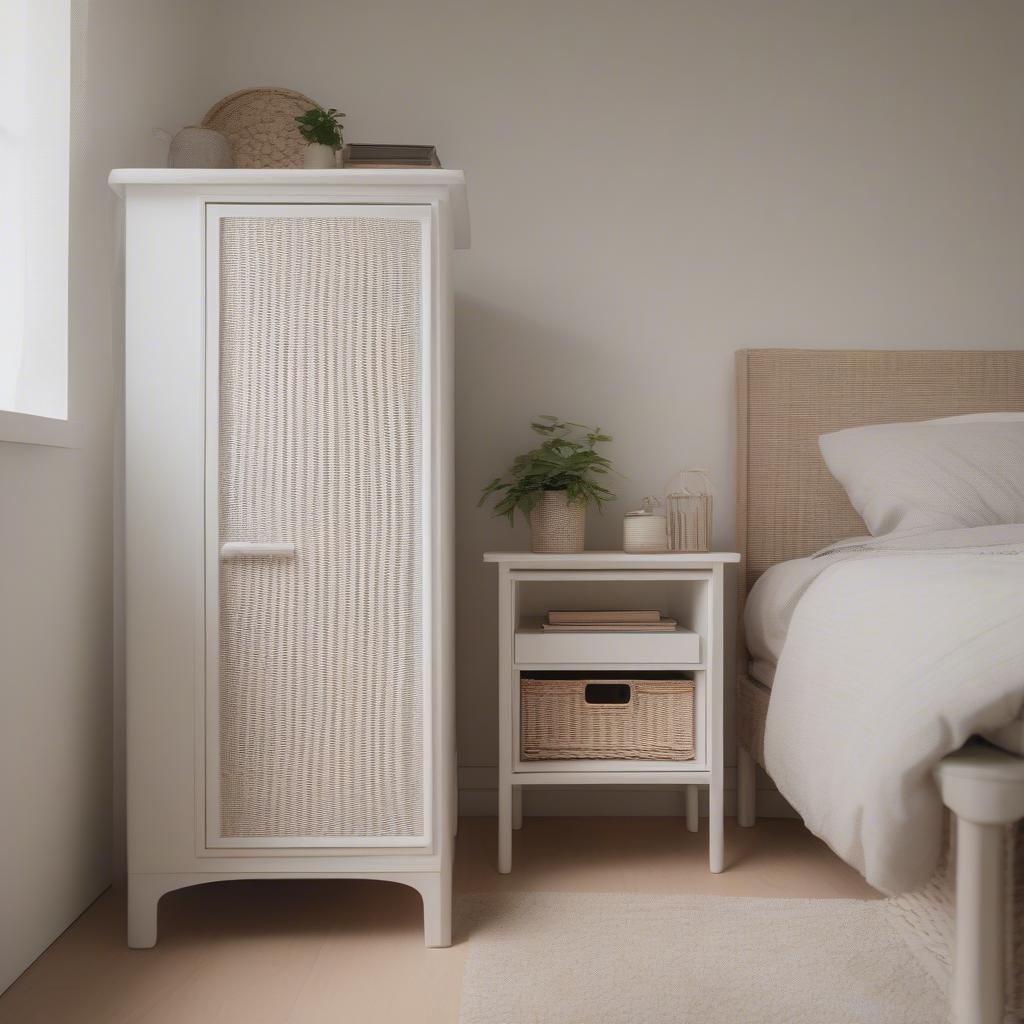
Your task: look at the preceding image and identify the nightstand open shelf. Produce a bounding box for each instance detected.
[484,551,740,874]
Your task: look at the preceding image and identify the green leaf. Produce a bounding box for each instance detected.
[296,105,343,147]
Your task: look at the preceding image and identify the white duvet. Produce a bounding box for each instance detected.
[750,525,1024,894]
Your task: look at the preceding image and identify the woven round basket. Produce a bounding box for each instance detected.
[529,491,586,553]
[202,87,320,169]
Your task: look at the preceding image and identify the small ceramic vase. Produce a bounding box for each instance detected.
[303,144,337,169]
[167,127,234,168]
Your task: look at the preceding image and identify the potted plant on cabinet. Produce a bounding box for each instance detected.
[479,416,615,553]
[295,105,345,168]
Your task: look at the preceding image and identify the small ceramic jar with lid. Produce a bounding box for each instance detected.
[622,497,668,553]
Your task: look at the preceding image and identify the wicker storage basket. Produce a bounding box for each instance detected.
[521,678,696,761]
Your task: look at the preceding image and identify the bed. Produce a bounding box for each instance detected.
[733,348,1024,1024]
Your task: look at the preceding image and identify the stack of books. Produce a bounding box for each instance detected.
[541,610,678,632]
[342,144,441,168]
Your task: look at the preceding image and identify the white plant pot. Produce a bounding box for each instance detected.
[303,143,337,169]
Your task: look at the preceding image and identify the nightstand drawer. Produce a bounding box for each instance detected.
[514,627,701,665]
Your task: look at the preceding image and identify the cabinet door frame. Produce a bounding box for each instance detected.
[202,202,434,850]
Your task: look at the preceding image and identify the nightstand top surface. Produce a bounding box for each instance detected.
[483,550,740,566]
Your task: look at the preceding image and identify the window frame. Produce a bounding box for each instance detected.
[0,0,80,448]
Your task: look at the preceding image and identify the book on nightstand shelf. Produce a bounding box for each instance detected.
[548,609,660,624]
[542,610,677,632]
[541,618,678,632]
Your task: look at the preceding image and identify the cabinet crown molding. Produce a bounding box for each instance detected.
[108,168,470,249]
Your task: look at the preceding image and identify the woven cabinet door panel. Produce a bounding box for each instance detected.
[217,215,424,841]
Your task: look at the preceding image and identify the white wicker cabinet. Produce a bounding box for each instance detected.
[111,169,469,948]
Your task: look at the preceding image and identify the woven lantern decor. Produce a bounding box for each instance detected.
[665,469,714,552]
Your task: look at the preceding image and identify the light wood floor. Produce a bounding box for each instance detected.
[0,818,877,1024]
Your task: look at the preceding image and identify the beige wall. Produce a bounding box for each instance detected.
[201,0,1024,807]
[0,0,214,992]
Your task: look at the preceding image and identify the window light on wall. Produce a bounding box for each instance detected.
[0,0,71,435]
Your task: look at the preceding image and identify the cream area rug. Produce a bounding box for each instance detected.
[458,892,948,1024]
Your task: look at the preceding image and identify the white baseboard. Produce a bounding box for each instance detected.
[457,764,798,818]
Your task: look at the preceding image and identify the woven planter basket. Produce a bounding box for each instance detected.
[529,491,586,553]
[521,678,696,761]
[202,87,319,169]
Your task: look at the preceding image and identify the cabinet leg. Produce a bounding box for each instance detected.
[685,786,699,833]
[417,866,453,949]
[127,874,169,949]
[952,816,1005,1024]
[512,786,523,830]
[737,746,757,828]
[498,778,512,874]
[709,777,724,873]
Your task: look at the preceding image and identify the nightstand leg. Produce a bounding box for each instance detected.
[685,786,699,832]
[498,778,512,873]
[512,785,523,830]
[709,778,724,872]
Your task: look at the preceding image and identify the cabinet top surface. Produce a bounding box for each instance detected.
[108,168,470,248]
[483,551,741,566]
[109,167,464,187]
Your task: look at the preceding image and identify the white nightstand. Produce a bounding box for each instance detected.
[483,551,740,874]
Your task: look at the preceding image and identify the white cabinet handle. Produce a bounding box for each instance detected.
[220,542,296,559]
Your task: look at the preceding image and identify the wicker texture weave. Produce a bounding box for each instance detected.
[218,215,424,838]
[202,87,318,169]
[521,678,695,760]
[735,349,1024,594]
[529,491,586,553]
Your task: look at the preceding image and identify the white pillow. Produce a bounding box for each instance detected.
[818,413,1024,535]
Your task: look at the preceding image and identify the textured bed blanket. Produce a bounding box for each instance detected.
[761,525,1024,894]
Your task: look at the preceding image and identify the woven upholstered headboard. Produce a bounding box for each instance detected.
[735,348,1024,597]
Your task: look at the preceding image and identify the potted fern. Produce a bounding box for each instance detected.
[479,416,615,553]
[295,105,345,168]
